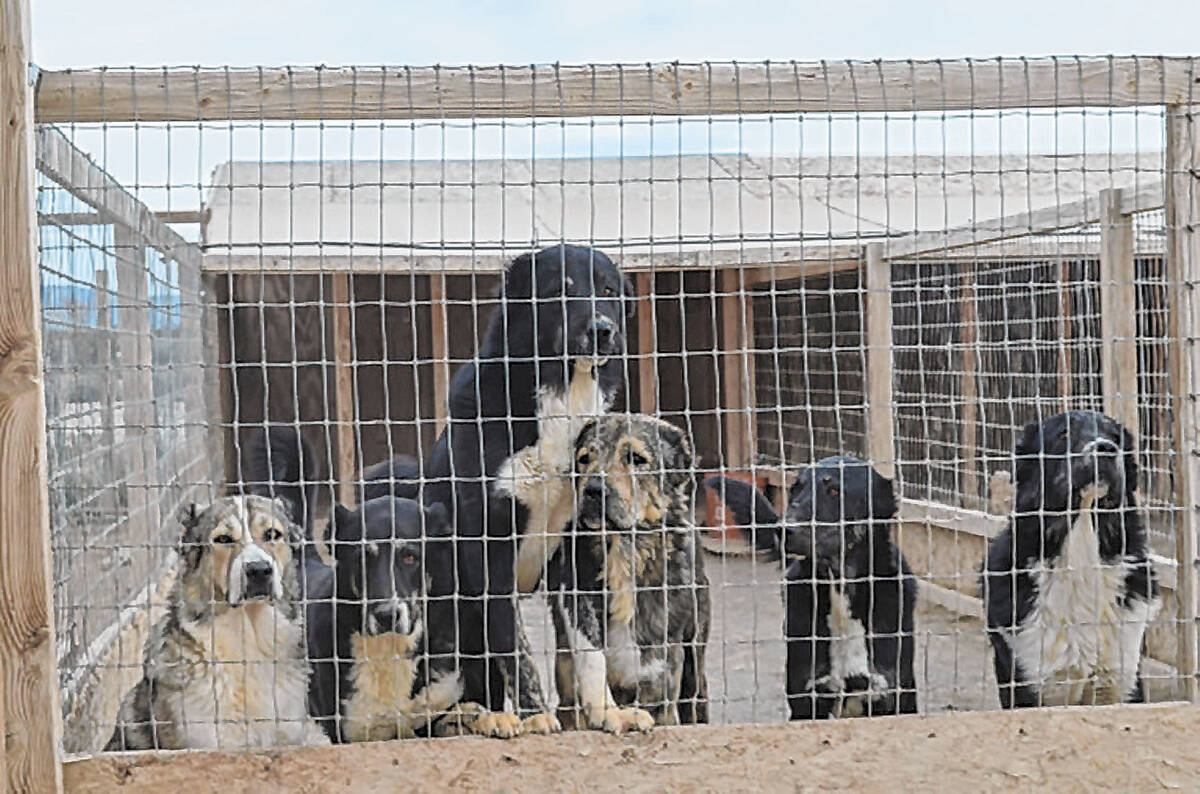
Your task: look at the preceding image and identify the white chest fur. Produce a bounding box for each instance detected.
[173,603,323,748]
[1011,489,1161,705]
[814,586,889,717]
[494,363,611,593]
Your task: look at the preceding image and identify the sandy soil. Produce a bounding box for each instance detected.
[67,703,1200,792]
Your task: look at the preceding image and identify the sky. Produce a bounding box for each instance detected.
[28,0,1200,68]
[28,0,1199,218]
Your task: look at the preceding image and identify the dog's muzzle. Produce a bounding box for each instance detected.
[367,598,418,636]
[572,316,620,362]
[578,479,608,527]
[1072,437,1125,501]
[229,544,282,605]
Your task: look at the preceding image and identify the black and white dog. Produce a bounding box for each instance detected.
[982,410,1160,708]
[418,244,634,733]
[707,456,917,720]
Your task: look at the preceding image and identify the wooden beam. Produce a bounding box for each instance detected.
[959,268,980,509]
[1,0,64,787]
[636,272,657,415]
[719,270,755,468]
[330,274,356,507]
[35,58,1199,123]
[202,246,863,276]
[1099,188,1141,436]
[429,274,449,431]
[1166,103,1200,703]
[34,127,199,270]
[883,180,1164,262]
[39,208,203,227]
[865,244,895,480]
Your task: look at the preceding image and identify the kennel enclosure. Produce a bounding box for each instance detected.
[3,16,1200,788]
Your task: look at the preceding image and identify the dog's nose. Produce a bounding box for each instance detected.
[244,560,273,582]
[587,317,615,353]
[371,600,412,635]
[582,480,605,502]
[1092,438,1120,455]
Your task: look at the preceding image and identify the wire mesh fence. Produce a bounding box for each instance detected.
[27,57,1200,754]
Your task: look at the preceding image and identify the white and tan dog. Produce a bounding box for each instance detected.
[106,495,327,750]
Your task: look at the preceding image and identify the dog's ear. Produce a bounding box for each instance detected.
[1120,423,1140,499]
[1013,419,1043,486]
[871,471,898,520]
[622,272,637,320]
[574,418,599,454]
[501,251,536,300]
[176,502,201,530]
[331,503,357,544]
[423,501,451,535]
[658,420,696,474]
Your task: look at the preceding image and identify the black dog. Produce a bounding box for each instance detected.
[416,244,634,733]
[245,428,512,741]
[982,410,1160,708]
[707,456,917,719]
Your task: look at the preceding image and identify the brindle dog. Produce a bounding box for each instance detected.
[549,414,710,732]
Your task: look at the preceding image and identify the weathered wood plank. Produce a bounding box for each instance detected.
[718,270,755,468]
[865,244,895,480]
[959,269,980,509]
[1166,103,1200,703]
[884,180,1164,261]
[202,246,863,276]
[330,274,356,506]
[429,274,449,431]
[636,272,657,415]
[35,58,1199,123]
[34,127,199,270]
[1,0,64,787]
[1099,188,1140,436]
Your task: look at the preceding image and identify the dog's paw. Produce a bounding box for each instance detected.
[588,706,654,735]
[520,713,561,735]
[467,711,522,739]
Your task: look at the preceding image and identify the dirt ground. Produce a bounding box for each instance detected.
[68,703,1200,792]
[520,551,998,723]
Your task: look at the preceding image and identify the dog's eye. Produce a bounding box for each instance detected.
[828,487,839,497]
[628,450,649,467]
[603,286,615,297]
[262,527,284,543]
[577,451,592,467]
[212,534,235,545]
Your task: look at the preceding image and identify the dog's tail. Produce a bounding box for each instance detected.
[243,425,318,533]
[703,475,784,560]
[360,454,422,501]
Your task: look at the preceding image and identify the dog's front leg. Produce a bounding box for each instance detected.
[556,595,652,734]
[505,606,561,735]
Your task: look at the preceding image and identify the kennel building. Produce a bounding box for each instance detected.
[3,24,1200,788]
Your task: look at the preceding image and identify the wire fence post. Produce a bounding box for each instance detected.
[1166,102,1200,703]
[1100,187,1140,437]
[0,0,64,787]
[866,243,896,481]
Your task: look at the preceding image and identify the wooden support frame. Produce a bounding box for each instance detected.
[1057,258,1074,411]
[330,274,357,507]
[958,268,981,509]
[636,272,657,415]
[1166,103,1200,703]
[1099,188,1141,436]
[35,58,1200,123]
[429,274,450,432]
[718,270,756,468]
[865,244,896,480]
[1,0,64,788]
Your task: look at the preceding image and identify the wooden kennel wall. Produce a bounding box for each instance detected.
[3,0,1200,781]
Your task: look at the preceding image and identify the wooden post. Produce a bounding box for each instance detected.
[636,272,657,415]
[719,269,757,469]
[114,228,161,548]
[865,244,896,480]
[1167,104,1200,702]
[429,274,449,431]
[95,269,118,512]
[1,0,65,787]
[331,274,356,506]
[1100,188,1141,436]
[1058,259,1074,411]
[959,268,980,509]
